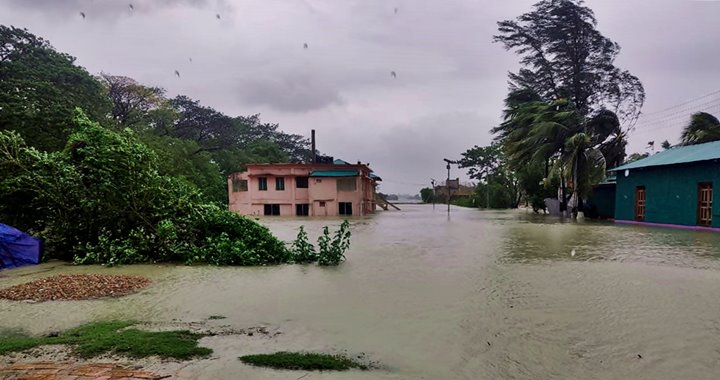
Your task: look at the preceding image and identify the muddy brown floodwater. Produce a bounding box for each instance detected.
[2,204,720,379]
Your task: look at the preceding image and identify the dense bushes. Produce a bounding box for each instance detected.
[0,110,290,265]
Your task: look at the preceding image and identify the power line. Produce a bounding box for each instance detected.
[636,89,720,119]
[630,94,720,137]
[634,97,720,126]
[632,104,720,136]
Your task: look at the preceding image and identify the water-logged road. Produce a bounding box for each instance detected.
[3,204,720,379]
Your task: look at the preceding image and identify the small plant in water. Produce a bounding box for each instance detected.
[290,226,317,263]
[317,220,351,266]
[290,221,352,266]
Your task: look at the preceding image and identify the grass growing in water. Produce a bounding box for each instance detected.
[239,352,368,371]
[0,321,211,360]
[208,315,226,320]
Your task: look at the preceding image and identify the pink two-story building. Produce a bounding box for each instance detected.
[228,161,380,217]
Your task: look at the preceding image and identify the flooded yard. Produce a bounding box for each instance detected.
[2,204,720,379]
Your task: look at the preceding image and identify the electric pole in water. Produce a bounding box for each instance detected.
[443,158,459,215]
[430,178,436,210]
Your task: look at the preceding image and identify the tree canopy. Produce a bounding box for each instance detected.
[0,25,111,151]
[680,112,720,146]
[494,0,645,126]
[490,0,644,214]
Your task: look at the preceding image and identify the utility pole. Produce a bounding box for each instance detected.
[486,173,490,209]
[430,178,436,210]
[443,158,458,215]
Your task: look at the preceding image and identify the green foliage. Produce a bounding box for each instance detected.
[0,110,290,266]
[0,26,112,152]
[239,352,368,371]
[494,0,644,124]
[290,226,318,264]
[317,220,352,266]
[680,112,720,146]
[450,197,476,208]
[492,0,645,212]
[288,222,352,266]
[0,321,211,360]
[140,133,227,203]
[419,187,436,203]
[459,143,521,209]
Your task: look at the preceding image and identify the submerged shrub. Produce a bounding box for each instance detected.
[290,226,317,264]
[317,220,351,266]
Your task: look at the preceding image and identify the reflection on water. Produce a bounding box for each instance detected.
[2,205,720,379]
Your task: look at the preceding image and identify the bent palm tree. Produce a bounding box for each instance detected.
[681,112,720,146]
[494,89,623,214]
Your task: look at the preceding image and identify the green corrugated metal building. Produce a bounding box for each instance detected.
[609,140,720,230]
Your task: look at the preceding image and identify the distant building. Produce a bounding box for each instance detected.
[228,159,381,217]
[609,140,720,230]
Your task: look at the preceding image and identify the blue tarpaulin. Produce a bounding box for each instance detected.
[0,223,43,269]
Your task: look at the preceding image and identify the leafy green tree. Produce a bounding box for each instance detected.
[99,73,165,128]
[140,133,227,203]
[680,112,720,146]
[494,0,645,125]
[459,143,521,208]
[0,26,111,151]
[661,140,672,150]
[493,0,645,214]
[492,91,615,213]
[419,187,435,203]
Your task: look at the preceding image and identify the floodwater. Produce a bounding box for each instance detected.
[3,204,720,379]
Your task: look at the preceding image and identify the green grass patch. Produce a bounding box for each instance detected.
[239,352,368,371]
[0,321,211,360]
[208,315,226,320]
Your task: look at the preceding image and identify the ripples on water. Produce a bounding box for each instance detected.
[2,205,720,379]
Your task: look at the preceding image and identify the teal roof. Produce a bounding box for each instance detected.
[610,140,720,172]
[370,173,382,181]
[598,175,616,185]
[310,170,359,177]
[333,159,351,165]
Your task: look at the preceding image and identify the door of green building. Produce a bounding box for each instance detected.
[698,183,713,226]
[635,186,646,221]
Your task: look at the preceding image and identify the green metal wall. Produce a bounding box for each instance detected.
[587,185,615,219]
[615,160,720,227]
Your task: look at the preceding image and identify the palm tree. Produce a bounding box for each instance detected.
[494,89,622,215]
[680,112,720,145]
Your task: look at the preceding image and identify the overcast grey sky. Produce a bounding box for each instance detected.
[2,0,719,193]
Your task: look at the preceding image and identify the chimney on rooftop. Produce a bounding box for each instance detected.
[311,129,316,163]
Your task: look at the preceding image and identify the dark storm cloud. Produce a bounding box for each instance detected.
[1,0,719,193]
[6,0,218,20]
